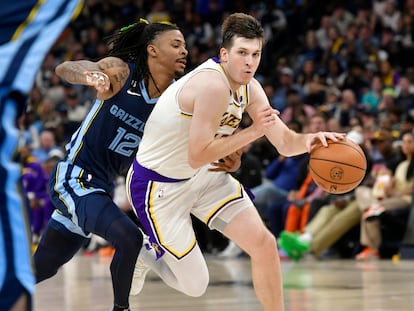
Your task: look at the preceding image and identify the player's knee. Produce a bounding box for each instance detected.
[181,272,209,297]
[33,225,84,283]
[250,229,277,258]
[116,228,143,259]
[33,244,60,282]
[108,218,143,259]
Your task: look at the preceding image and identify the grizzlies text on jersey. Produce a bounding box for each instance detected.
[64,64,157,193]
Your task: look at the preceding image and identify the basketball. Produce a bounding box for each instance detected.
[309,139,367,194]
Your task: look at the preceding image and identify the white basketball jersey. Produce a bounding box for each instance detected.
[136,58,249,179]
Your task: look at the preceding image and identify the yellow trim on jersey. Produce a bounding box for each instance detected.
[11,0,84,41]
[244,84,249,107]
[180,112,193,118]
[54,162,73,218]
[72,100,105,162]
[72,0,84,21]
[148,181,197,259]
[76,169,88,190]
[204,178,243,224]
[12,0,44,41]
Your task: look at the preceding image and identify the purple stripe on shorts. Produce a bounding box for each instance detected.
[129,160,189,259]
[133,160,189,182]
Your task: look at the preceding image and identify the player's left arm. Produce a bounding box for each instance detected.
[246,78,345,156]
[55,56,129,100]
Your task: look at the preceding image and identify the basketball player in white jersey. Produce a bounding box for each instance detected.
[127,13,344,311]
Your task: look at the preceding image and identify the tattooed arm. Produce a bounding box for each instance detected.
[55,56,130,100]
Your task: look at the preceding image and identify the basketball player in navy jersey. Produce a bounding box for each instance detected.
[0,1,83,310]
[32,21,189,311]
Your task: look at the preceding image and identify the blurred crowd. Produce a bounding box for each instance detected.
[19,0,414,260]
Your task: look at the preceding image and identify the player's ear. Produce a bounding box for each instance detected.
[219,47,228,62]
[147,44,157,56]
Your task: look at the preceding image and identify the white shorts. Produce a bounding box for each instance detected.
[127,161,252,260]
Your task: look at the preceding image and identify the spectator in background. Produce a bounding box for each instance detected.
[361,75,383,114]
[186,13,215,49]
[18,110,41,150]
[38,97,62,130]
[395,75,414,116]
[35,52,58,95]
[296,30,323,70]
[356,131,414,260]
[283,169,326,234]
[19,146,54,245]
[330,88,358,129]
[315,15,333,50]
[31,129,62,163]
[368,129,402,169]
[43,72,66,107]
[341,61,371,101]
[64,88,90,127]
[379,0,401,33]
[146,0,171,23]
[355,22,379,63]
[378,57,399,87]
[331,5,355,35]
[280,89,315,125]
[377,86,397,121]
[271,66,303,112]
[325,57,347,90]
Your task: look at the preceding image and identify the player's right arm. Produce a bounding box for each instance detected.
[55,56,130,100]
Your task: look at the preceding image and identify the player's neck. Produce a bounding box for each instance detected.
[146,73,173,98]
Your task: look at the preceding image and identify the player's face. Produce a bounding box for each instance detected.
[401,132,414,156]
[153,30,188,76]
[220,37,262,86]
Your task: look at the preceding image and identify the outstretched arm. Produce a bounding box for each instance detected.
[246,78,345,156]
[55,56,130,100]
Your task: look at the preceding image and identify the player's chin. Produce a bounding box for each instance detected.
[175,68,186,76]
[240,74,253,84]
[175,63,186,73]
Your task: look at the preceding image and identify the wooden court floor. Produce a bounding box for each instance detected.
[34,254,414,311]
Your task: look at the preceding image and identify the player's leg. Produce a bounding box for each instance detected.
[127,164,210,297]
[218,206,284,311]
[137,240,209,297]
[33,216,88,282]
[192,168,284,311]
[77,193,143,310]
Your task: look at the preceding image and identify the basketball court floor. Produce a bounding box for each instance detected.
[34,254,414,311]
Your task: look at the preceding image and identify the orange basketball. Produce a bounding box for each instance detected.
[309,139,367,194]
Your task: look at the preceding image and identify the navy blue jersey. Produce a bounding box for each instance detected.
[65,64,158,191]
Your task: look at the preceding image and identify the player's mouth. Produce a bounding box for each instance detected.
[177,58,187,68]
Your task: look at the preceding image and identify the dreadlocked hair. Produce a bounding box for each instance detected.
[106,20,179,84]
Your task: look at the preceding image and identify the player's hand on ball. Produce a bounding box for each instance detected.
[307,131,346,153]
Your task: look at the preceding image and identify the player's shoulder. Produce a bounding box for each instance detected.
[185,71,229,99]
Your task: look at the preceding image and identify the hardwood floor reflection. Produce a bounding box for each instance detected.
[34,254,414,311]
